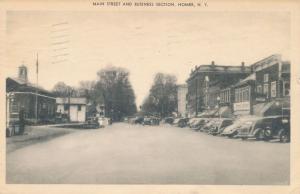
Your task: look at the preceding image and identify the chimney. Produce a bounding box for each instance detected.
[18,65,28,83]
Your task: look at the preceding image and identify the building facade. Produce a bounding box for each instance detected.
[186,54,290,118]
[232,54,290,117]
[177,84,188,117]
[56,97,87,122]
[6,65,56,126]
[186,61,251,117]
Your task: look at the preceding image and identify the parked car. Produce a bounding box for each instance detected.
[164,117,174,124]
[172,118,181,126]
[188,117,199,127]
[221,116,259,138]
[236,116,290,142]
[178,118,189,128]
[190,118,210,131]
[134,116,144,124]
[208,118,234,135]
[200,118,218,132]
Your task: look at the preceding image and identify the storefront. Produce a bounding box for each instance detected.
[233,74,255,116]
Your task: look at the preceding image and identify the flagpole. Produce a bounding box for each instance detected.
[35,53,39,123]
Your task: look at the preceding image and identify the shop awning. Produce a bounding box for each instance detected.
[253,98,290,117]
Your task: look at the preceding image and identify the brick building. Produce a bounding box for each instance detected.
[6,65,56,126]
[186,61,251,117]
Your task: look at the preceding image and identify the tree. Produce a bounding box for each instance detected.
[141,73,177,117]
[52,82,75,97]
[77,80,96,101]
[95,66,137,121]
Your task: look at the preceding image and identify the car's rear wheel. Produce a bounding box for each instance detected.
[280,131,290,143]
[264,127,272,141]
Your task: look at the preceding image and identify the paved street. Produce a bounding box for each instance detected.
[6,123,289,185]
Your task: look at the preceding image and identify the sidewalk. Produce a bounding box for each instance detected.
[6,125,77,153]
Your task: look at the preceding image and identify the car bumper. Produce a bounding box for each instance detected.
[235,133,255,138]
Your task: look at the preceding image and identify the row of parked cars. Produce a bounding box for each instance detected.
[170,115,290,143]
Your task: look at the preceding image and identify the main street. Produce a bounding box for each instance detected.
[6,123,289,184]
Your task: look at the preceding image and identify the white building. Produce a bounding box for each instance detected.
[56,97,87,122]
[177,84,188,117]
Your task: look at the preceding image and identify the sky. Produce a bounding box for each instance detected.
[4,11,290,106]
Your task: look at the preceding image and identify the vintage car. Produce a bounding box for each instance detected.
[188,117,199,127]
[143,116,160,126]
[221,116,259,138]
[163,117,174,124]
[190,118,210,131]
[208,118,234,135]
[199,118,218,132]
[172,118,181,125]
[177,117,189,128]
[134,116,144,124]
[236,116,290,142]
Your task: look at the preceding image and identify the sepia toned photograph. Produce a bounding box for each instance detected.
[4,9,292,186]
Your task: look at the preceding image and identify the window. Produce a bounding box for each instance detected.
[264,83,269,98]
[78,105,82,111]
[271,81,277,97]
[257,85,262,94]
[64,104,69,111]
[264,74,269,82]
[283,81,290,96]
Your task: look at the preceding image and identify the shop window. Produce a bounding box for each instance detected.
[271,81,277,97]
[264,74,269,82]
[64,104,69,111]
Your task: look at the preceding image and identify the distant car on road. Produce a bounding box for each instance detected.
[134,116,144,124]
[143,116,160,126]
[236,116,290,142]
[163,117,174,124]
[208,118,234,135]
